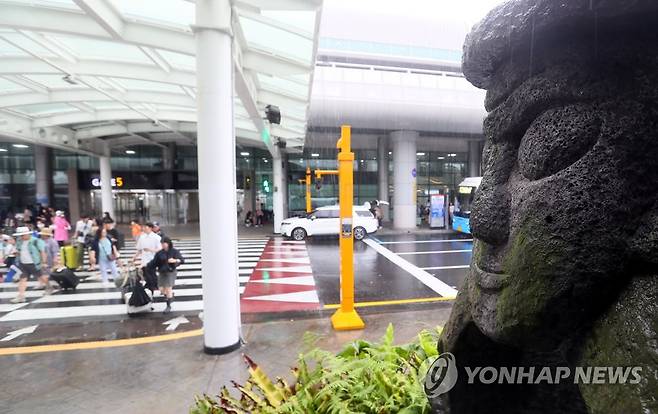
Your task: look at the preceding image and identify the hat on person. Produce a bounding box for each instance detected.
[39,228,53,237]
[152,221,160,227]
[1,234,10,240]
[55,210,64,217]
[13,226,32,236]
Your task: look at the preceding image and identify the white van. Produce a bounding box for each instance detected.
[280,204,379,241]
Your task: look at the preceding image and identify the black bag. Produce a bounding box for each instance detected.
[50,268,79,291]
[142,266,158,293]
[128,282,152,307]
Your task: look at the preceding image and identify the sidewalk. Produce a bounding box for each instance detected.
[0,306,452,414]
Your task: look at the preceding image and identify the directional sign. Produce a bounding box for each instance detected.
[1,325,38,342]
[163,316,189,331]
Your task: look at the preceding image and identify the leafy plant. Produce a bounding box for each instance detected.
[191,324,443,414]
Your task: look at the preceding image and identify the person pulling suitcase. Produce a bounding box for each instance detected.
[131,223,161,294]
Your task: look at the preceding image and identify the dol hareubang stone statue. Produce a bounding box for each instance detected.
[431,1,658,413]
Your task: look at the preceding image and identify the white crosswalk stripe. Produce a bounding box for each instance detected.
[0,238,268,322]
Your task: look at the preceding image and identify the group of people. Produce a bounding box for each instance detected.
[0,211,184,314]
[244,203,266,227]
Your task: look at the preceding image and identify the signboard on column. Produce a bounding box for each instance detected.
[430,194,446,228]
[411,168,417,206]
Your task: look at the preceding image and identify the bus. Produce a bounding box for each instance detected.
[452,176,482,234]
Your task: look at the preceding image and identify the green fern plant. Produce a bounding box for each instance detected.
[191,324,443,414]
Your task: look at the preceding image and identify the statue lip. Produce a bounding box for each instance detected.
[473,263,510,291]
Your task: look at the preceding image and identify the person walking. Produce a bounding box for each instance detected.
[152,221,165,239]
[74,214,93,270]
[22,207,32,225]
[374,204,383,228]
[0,235,16,282]
[132,223,161,292]
[130,219,142,241]
[147,237,184,314]
[97,227,119,283]
[255,204,264,227]
[39,228,60,274]
[10,227,49,303]
[53,211,71,247]
[86,219,100,272]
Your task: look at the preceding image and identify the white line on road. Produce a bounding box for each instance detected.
[421,265,470,270]
[397,249,472,255]
[363,239,458,297]
[378,239,473,245]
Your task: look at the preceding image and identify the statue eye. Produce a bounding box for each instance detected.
[518,104,601,181]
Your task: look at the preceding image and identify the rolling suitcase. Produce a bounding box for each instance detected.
[124,277,153,315]
[60,245,80,269]
[50,267,79,291]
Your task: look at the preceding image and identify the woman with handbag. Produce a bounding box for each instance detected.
[147,237,184,314]
[97,227,118,283]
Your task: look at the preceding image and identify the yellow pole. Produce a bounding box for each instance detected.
[305,167,312,213]
[331,124,365,330]
[314,169,339,179]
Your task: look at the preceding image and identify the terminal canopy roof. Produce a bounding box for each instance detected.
[0,0,322,155]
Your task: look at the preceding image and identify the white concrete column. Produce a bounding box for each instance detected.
[99,155,114,219]
[468,140,482,177]
[162,142,176,170]
[391,130,418,229]
[272,145,284,233]
[34,146,52,206]
[195,0,240,354]
[377,137,389,222]
[66,168,80,221]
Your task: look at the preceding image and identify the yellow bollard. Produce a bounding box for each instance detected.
[331,124,365,330]
[305,167,312,214]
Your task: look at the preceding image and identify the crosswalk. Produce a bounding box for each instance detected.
[0,238,268,322]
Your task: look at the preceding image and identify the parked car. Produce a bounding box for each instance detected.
[280,204,379,241]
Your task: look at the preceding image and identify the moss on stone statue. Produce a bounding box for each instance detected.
[578,275,658,414]
[496,222,556,344]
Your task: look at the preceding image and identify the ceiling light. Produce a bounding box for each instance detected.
[125,150,136,155]
[240,152,250,156]
[388,151,392,155]
[263,159,268,163]
[0,148,7,152]
[437,156,445,160]
[416,152,426,156]
[12,144,28,148]
[311,153,320,157]
[448,153,457,157]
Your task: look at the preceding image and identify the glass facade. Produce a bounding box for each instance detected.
[0,142,467,225]
[414,151,467,209]
[0,144,35,216]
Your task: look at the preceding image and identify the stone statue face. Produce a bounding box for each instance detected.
[466,45,658,349]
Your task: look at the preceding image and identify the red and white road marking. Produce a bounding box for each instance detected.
[240,239,320,313]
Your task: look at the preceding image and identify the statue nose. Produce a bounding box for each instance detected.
[470,177,511,246]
